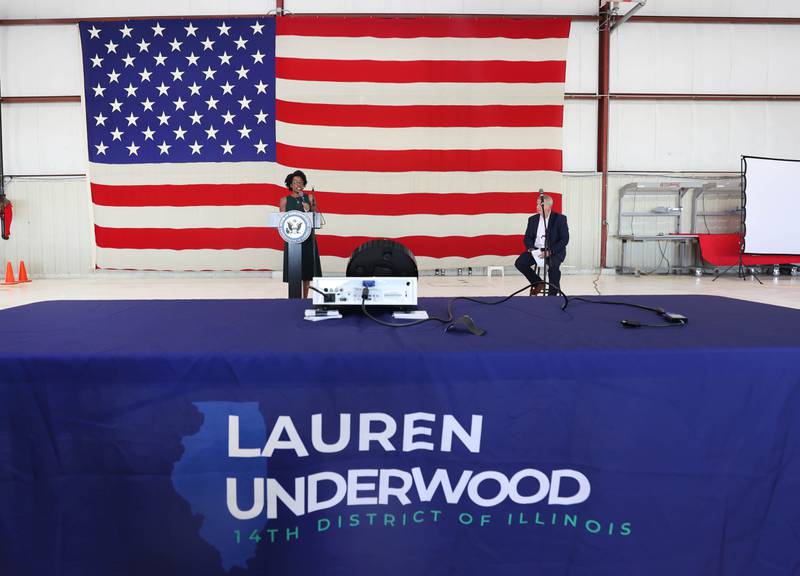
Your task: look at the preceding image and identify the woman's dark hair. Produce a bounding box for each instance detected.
[284,170,308,190]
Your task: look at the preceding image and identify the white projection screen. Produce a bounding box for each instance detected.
[743,156,800,255]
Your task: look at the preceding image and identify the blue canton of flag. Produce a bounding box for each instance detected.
[80,19,276,163]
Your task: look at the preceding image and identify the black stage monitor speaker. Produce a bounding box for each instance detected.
[346,239,419,278]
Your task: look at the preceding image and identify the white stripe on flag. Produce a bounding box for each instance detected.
[276,36,569,62]
[276,122,563,151]
[276,79,567,106]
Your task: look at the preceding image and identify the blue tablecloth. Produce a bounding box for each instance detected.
[1,295,799,576]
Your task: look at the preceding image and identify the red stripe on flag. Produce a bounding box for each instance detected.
[91,184,562,215]
[94,226,525,258]
[276,16,571,40]
[317,235,525,259]
[95,225,283,250]
[277,144,563,172]
[275,58,566,84]
[91,183,287,207]
[275,101,564,128]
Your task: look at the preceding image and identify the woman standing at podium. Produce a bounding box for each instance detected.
[280,170,322,298]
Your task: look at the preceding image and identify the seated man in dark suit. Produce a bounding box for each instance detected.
[514,195,569,296]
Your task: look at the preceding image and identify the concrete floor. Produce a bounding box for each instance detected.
[2,271,798,311]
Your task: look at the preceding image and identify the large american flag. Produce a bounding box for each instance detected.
[79,16,570,271]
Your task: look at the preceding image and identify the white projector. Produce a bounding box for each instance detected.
[311,277,418,307]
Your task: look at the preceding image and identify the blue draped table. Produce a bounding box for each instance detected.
[1,295,799,576]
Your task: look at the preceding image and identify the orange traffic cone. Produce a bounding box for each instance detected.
[18,261,31,283]
[3,261,17,285]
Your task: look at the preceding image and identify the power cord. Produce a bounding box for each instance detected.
[439,281,568,335]
[360,287,495,335]
[360,282,567,335]
[638,240,671,275]
[308,285,337,303]
[360,286,452,329]
[356,284,687,334]
[566,296,688,328]
[701,188,711,234]
[592,268,602,295]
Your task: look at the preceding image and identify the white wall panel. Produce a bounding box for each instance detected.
[0,1,277,20]
[284,1,597,15]
[613,24,800,94]
[1,102,87,175]
[0,25,83,96]
[609,101,800,172]
[566,21,597,94]
[563,99,597,172]
[612,23,694,93]
[0,177,94,277]
[608,100,656,169]
[637,0,800,18]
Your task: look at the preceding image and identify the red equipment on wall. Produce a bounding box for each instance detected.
[0,197,13,240]
[0,198,11,240]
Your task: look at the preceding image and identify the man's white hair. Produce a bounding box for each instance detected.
[540,194,554,206]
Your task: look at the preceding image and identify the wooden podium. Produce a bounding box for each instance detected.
[268,210,322,298]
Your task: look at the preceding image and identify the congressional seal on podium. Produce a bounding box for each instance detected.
[277,210,313,244]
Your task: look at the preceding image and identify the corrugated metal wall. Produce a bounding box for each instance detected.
[0,177,94,276]
[562,174,602,271]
